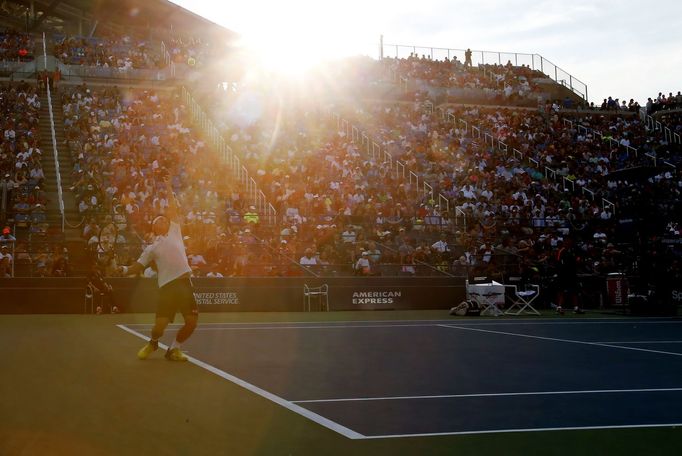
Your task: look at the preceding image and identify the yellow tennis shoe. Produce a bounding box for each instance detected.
[137,341,158,360]
[165,347,188,362]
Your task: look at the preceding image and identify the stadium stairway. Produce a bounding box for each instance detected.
[38,91,79,229]
[37,91,89,276]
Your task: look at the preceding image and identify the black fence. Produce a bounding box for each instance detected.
[0,277,465,313]
[1,275,678,315]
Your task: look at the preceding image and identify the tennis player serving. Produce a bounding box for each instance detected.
[119,180,197,361]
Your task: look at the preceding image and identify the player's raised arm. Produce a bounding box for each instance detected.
[163,177,180,222]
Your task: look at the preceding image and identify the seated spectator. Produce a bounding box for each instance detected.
[431,234,450,254]
[0,244,12,276]
[12,197,31,225]
[452,255,470,277]
[30,202,46,224]
[354,251,374,276]
[188,251,208,272]
[299,248,318,266]
[365,241,382,265]
[0,226,16,243]
[51,246,69,277]
[341,225,357,243]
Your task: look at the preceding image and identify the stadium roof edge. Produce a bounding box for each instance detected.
[5,0,238,40]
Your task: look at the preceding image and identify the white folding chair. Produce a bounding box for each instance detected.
[85,283,107,314]
[466,278,504,317]
[504,278,541,316]
[303,284,329,312]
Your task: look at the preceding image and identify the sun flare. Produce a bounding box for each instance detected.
[214,2,365,78]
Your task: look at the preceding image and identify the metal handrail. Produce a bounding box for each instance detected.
[440,106,613,213]
[572,117,651,164]
[330,111,453,215]
[180,86,277,224]
[644,113,682,147]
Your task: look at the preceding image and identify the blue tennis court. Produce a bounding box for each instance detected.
[118,317,682,439]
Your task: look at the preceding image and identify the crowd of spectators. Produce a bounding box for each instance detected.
[183,63,678,286]
[383,54,547,106]
[563,110,680,168]
[597,91,682,116]
[479,62,543,98]
[8,241,70,277]
[194,99,541,279]
[346,99,680,279]
[0,33,677,291]
[0,81,56,276]
[61,84,260,277]
[54,33,163,70]
[58,83,493,278]
[0,81,46,235]
[646,91,682,114]
[53,30,223,75]
[164,35,214,68]
[598,96,641,113]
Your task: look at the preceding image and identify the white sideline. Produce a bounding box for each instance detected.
[172,323,442,331]
[125,316,682,329]
[292,387,682,404]
[116,324,365,440]
[438,324,682,357]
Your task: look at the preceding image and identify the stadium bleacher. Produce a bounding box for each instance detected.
[0,16,675,309]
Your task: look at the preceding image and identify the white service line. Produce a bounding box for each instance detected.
[438,325,682,357]
[292,387,682,404]
[594,340,682,344]
[116,324,364,440]
[361,422,682,440]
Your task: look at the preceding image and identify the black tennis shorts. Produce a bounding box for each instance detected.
[157,277,198,322]
[557,276,578,295]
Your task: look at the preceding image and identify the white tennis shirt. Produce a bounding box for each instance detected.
[137,221,192,288]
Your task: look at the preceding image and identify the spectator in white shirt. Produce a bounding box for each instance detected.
[188,253,207,269]
[299,248,318,266]
[431,234,450,253]
[341,226,357,244]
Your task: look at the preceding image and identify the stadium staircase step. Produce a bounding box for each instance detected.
[544,82,585,105]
